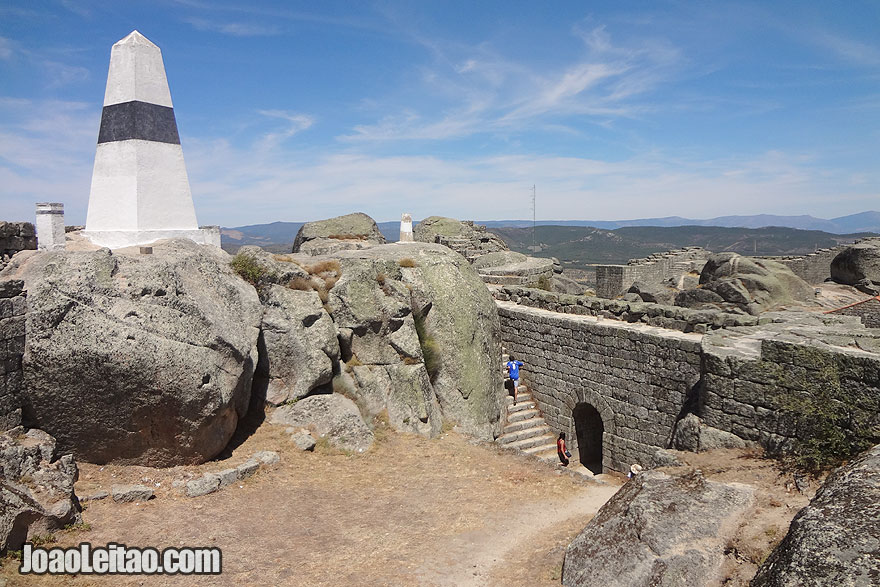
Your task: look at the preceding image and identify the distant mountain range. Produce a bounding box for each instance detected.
[221,211,880,250]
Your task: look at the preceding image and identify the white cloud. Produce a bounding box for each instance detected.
[0,36,12,60]
[255,110,315,148]
[340,25,682,143]
[185,17,280,37]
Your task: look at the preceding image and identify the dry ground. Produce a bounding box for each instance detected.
[0,422,815,587]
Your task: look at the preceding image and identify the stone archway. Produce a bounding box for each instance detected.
[573,402,604,474]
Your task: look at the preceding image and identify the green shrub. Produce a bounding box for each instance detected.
[230,252,268,287]
[413,308,441,382]
[774,357,880,474]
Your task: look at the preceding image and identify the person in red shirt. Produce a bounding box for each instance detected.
[557,432,570,466]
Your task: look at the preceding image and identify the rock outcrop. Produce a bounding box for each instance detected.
[694,253,815,314]
[752,444,880,586]
[562,469,754,586]
[672,413,750,452]
[1,428,81,553]
[270,393,374,453]
[292,212,386,256]
[5,239,262,466]
[830,241,880,293]
[414,216,507,262]
[259,285,340,406]
[334,243,504,439]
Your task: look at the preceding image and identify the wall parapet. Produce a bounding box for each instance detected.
[0,222,37,271]
[0,278,26,431]
[493,284,758,334]
[594,247,710,298]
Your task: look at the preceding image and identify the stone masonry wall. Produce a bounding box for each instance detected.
[499,299,880,474]
[0,279,26,431]
[595,247,710,299]
[756,237,879,284]
[498,301,703,473]
[493,285,759,334]
[827,296,880,328]
[0,222,37,271]
[701,329,880,454]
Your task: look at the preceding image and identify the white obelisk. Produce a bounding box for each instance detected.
[84,31,219,249]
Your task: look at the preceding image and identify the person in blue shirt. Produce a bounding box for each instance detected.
[505,355,524,404]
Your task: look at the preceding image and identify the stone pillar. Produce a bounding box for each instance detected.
[35,202,65,251]
[399,213,414,243]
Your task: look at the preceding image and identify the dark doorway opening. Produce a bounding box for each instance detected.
[573,403,604,474]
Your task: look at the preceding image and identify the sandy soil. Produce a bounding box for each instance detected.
[0,418,817,587]
[0,422,621,587]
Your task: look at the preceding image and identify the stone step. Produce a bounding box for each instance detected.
[506,401,536,414]
[507,407,538,422]
[503,417,546,434]
[504,393,533,404]
[505,433,557,452]
[497,424,550,445]
[527,445,560,459]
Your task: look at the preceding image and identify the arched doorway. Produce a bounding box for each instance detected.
[573,403,604,474]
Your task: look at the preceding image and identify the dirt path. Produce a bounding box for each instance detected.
[1,424,622,587]
[415,484,620,586]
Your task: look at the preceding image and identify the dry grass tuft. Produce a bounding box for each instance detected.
[398,257,417,268]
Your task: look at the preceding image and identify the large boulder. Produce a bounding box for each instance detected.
[562,469,755,586]
[259,285,340,406]
[332,243,504,439]
[697,253,814,314]
[269,393,374,453]
[414,216,508,262]
[5,239,262,466]
[830,240,880,293]
[292,212,386,255]
[752,444,880,586]
[1,429,80,553]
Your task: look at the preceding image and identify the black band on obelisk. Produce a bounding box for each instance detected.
[97,101,181,144]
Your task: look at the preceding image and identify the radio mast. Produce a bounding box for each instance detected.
[531,184,536,252]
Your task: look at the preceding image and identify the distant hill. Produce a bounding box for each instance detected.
[479,211,880,234]
[491,225,875,267]
[221,212,880,256]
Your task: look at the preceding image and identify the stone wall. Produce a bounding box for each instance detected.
[756,237,879,284]
[498,301,704,473]
[0,279,26,431]
[701,320,880,454]
[595,247,710,299]
[0,222,37,271]
[493,285,758,334]
[498,299,880,474]
[827,296,880,328]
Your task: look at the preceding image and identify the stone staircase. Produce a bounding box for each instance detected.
[496,379,558,462]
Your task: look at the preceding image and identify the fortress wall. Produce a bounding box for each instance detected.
[0,279,26,431]
[499,298,880,473]
[756,237,880,284]
[494,285,758,334]
[827,297,880,328]
[594,247,710,299]
[701,336,880,453]
[0,222,37,271]
[498,301,703,473]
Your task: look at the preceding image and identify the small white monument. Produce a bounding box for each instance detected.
[399,213,414,243]
[35,202,66,251]
[83,31,219,249]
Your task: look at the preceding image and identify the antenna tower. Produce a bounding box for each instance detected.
[531,184,536,252]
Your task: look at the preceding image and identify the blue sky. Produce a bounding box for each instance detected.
[1,1,878,226]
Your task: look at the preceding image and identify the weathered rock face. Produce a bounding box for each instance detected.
[235,246,309,285]
[334,243,504,439]
[270,393,374,453]
[562,470,755,586]
[414,216,508,262]
[7,239,262,466]
[697,253,815,314]
[1,429,81,553]
[259,285,340,406]
[752,444,880,586]
[830,241,880,293]
[672,414,749,452]
[292,212,386,255]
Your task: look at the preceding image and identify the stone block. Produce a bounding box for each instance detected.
[112,484,154,502]
[186,473,221,497]
[0,299,12,320]
[11,296,26,316]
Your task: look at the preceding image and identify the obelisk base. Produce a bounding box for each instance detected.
[83,226,220,249]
